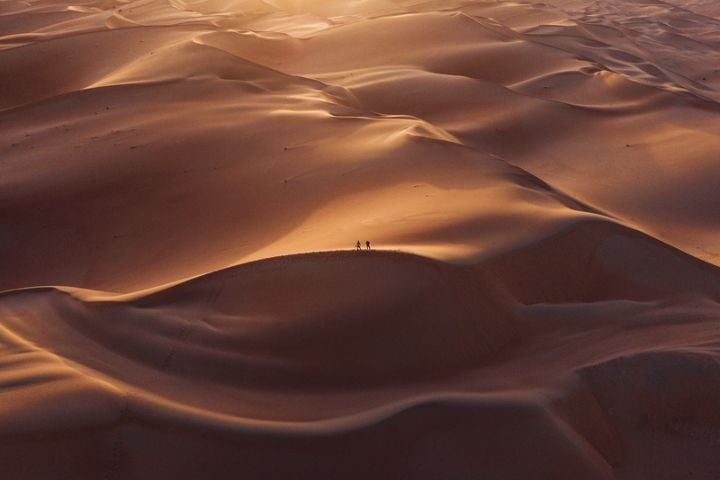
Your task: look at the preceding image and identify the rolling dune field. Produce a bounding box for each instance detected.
[2,0,720,478]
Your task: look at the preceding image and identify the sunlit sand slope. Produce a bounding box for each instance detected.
[3,0,720,291]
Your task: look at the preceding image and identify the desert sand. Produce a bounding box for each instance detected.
[2,0,720,478]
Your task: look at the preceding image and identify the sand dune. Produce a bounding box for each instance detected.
[2,0,720,478]
[2,230,720,478]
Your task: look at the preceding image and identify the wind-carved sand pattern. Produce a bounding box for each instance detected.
[2,0,720,478]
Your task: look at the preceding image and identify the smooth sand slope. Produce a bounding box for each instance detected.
[2,0,720,478]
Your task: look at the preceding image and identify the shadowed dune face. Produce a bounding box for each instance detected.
[2,245,720,479]
[3,0,720,479]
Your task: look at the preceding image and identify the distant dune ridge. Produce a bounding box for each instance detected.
[2,0,720,478]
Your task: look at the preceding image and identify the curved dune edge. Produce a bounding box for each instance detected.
[2,219,720,477]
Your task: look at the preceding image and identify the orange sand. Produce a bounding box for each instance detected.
[2,0,720,478]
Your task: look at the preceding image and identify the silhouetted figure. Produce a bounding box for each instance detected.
[356,240,362,251]
[366,241,371,251]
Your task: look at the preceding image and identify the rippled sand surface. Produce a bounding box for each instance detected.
[2,1,720,478]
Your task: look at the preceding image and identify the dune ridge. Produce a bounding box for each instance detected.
[3,220,720,477]
[3,0,720,478]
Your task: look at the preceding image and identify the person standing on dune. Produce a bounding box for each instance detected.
[366,241,371,251]
[356,240,362,251]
